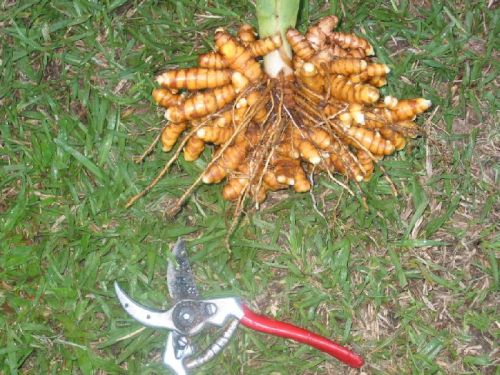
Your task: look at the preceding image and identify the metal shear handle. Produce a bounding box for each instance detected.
[240,304,364,368]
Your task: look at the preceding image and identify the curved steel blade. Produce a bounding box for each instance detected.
[114,282,175,330]
[167,238,200,302]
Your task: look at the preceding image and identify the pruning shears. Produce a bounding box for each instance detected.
[114,239,364,374]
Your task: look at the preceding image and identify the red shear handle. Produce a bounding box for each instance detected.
[240,304,364,368]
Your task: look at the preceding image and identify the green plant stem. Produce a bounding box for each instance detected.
[256,0,300,77]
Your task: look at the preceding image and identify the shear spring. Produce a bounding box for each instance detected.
[186,319,240,369]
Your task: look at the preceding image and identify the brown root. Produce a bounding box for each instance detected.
[128,16,432,237]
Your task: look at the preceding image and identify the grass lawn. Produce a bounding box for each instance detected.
[0,0,498,374]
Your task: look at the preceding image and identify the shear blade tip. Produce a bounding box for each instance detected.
[172,237,186,255]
